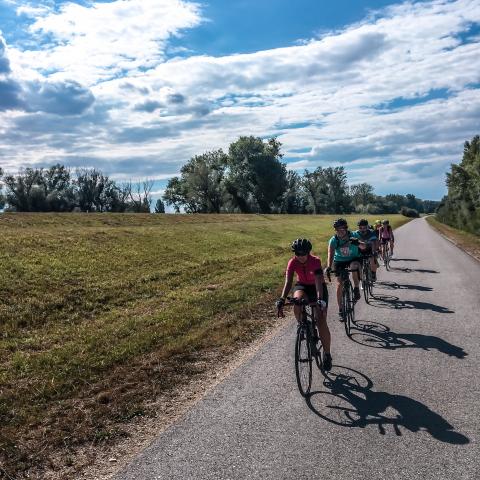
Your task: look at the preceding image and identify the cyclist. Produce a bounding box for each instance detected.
[276,238,332,371]
[379,219,395,259]
[352,219,379,281]
[373,219,382,239]
[326,218,365,317]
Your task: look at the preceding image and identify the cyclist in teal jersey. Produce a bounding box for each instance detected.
[352,219,379,281]
[326,218,366,317]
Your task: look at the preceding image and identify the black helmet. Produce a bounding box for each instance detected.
[357,219,369,227]
[291,238,312,255]
[382,219,389,225]
[333,218,348,229]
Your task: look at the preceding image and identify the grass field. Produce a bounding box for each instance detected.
[0,213,410,477]
[426,216,480,260]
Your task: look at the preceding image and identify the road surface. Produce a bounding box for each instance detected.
[116,218,478,480]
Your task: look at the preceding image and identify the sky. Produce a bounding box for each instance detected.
[0,0,479,202]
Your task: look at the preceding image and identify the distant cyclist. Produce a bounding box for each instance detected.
[380,219,395,259]
[352,219,379,281]
[373,219,382,239]
[326,219,365,318]
[276,238,332,371]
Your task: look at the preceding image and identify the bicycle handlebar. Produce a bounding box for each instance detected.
[285,296,318,306]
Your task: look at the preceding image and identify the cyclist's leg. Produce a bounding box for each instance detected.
[292,284,307,322]
[334,261,346,313]
[390,238,394,256]
[314,284,331,354]
[350,260,361,288]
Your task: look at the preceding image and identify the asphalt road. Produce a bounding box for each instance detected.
[116,218,479,480]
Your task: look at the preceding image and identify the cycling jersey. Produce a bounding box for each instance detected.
[329,232,360,262]
[352,229,377,244]
[286,254,323,285]
[380,225,394,240]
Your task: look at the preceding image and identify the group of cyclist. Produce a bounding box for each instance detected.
[276,218,395,371]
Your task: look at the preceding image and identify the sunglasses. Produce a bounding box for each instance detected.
[295,251,308,257]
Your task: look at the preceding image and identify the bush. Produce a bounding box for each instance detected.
[400,206,420,218]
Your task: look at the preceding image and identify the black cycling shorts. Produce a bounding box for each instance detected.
[381,237,393,244]
[292,283,328,307]
[333,258,362,277]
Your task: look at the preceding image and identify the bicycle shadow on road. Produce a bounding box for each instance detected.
[375,280,433,292]
[390,267,440,274]
[306,366,469,444]
[369,294,454,314]
[390,258,419,262]
[350,320,467,358]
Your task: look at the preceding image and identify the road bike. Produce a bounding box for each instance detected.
[360,255,374,303]
[327,269,357,337]
[285,297,324,397]
[382,241,392,270]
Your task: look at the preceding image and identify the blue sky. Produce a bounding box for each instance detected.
[1,0,480,202]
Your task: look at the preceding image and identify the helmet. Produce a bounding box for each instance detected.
[382,219,389,225]
[375,219,382,225]
[291,238,312,255]
[333,218,348,229]
[357,219,369,227]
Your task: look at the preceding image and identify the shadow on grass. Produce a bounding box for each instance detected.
[350,320,467,358]
[306,365,469,444]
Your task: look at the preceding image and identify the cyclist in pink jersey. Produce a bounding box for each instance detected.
[276,238,332,371]
[380,219,395,259]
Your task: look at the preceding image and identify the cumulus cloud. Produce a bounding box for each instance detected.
[1,0,480,198]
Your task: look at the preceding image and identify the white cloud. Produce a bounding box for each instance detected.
[1,0,480,198]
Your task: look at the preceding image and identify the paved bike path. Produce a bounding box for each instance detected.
[116,218,478,480]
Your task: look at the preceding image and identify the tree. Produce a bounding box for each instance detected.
[350,183,375,209]
[126,179,154,213]
[281,171,308,213]
[0,167,5,210]
[154,199,165,213]
[225,136,287,213]
[437,135,480,234]
[163,150,228,213]
[302,166,352,214]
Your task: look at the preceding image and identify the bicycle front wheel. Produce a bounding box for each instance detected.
[295,325,312,396]
[313,324,323,371]
[362,263,370,304]
[343,286,352,337]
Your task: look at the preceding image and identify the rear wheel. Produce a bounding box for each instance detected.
[295,324,312,396]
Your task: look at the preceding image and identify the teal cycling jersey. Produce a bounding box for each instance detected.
[328,232,360,262]
[352,229,377,245]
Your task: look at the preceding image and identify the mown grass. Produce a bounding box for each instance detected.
[426,216,480,260]
[0,213,410,477]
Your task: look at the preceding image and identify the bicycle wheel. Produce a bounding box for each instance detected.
[362,262,370,304]
[343,285,352,337]
[384,244,390,271]
[349,282,356,327]
[312,323,323,371]
[295,324,312,396]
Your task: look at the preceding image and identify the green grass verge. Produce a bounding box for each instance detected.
[0,213,411,476]
[426,216,480,260]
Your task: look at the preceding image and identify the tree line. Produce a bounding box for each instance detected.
[163,136,439,215]
[0,165,159,213]
[0,135,440,215]
[437,135,480,235]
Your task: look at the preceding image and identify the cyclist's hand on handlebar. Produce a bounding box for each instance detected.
[316,299,327,310]
[349,237,360,246]
[276,298,285,318]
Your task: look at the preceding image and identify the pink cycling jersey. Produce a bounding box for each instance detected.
[380,226,393,239]
[286,254,323,285]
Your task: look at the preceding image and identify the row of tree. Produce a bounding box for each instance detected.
[437,135,480,235]
[163,136,439,215]
[0,135,440,215]
[0,165,160,213]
